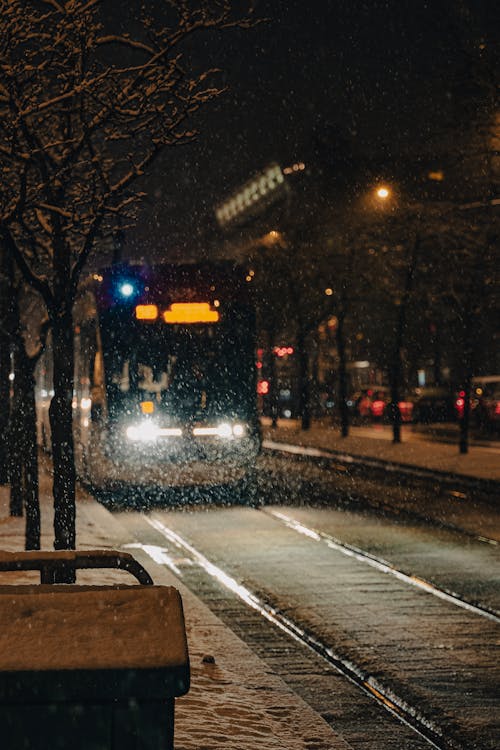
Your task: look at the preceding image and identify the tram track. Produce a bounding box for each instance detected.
[138,512,483,750]
[264,509,500,624]
[258,448,500,547]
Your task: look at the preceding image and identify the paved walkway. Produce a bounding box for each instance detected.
[261,418,500,484]
[0,458,350,750]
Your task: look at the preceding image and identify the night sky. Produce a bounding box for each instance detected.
[121,0,497,261]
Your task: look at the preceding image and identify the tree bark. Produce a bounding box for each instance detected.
[8,398,24,517]
[9,335,41,548]
[389,233,420,444]
[22,352,41,550]
[0,248,13,484]
[0,338,9,484]
[49,313,76,558]
[459,371,472,455]
[268,327,279,429]
[336,308,349,438]
[297,325,311,431]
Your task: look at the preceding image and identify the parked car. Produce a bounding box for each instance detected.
[455,377,500,431]
[476,387,500,430]
[350,386,415,422]
[412,386,457,423]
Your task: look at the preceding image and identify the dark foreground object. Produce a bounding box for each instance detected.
[0,550,190,750]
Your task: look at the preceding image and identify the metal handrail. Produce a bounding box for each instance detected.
[0,549,153,585]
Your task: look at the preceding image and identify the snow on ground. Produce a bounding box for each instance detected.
[0,482,350,750]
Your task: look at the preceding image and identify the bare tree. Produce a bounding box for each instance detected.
[8,288,48,550]
[0,247,14,484]
[0,250,45,548]
[0,0,257,560]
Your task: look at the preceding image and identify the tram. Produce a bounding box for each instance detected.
[37,261,261,492]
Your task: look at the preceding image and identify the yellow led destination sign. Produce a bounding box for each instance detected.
[135,304,158,320]
[163,302,220,324]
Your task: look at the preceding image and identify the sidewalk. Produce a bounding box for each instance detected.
[261,418,500,484]
[0,459,350,750]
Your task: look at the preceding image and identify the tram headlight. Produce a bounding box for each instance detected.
[217,423,246,439]
[126,422,183,442]
[126,422,159,442]
[192,422,246,439]
[217,422,233,438]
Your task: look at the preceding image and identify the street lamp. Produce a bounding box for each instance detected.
[375,185,391,200]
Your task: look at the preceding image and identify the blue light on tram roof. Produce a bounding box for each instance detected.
[119,282,135,298]
[111,275,144,303]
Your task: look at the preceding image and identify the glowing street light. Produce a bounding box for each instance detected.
[376,186,390,200]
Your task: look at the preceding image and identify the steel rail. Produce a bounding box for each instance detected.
[143,514,466,750]
[264,509,500,623]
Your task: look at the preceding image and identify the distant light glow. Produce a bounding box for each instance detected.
[376,186,390,199]
[325,287,333,296]
[273,346,294,357]
[371,399,386,417]
[283,162,305,174]
[215,163,285,227]
[257,380,270,395]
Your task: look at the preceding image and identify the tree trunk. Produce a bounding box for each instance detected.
[0,248,14,484]
[459,372,472,455]
[389,360,403,444]
[9,336,41,548]
[336,309,349,438]
[49,313,76,559]
[8,398,24,516]
[430,323,442,385]
[23,356,41,550]
[268,327,279,429]
[297,325,311,430]
[389,233,420,444]
[0,337,10,484]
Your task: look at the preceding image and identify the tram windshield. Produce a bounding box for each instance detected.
[99,311,255,423]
